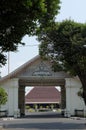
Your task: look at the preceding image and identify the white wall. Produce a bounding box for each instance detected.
[0,78,19,116]
[65,77,85,116]
[0,76,85,117]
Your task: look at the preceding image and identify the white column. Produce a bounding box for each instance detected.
[65,77,84,116]
[2,78,19,116]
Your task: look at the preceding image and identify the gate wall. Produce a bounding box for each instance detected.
[0,78,19,116]
[0,56,85,116]
[65,77,85,115]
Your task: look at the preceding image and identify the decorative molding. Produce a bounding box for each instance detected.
[32,62,52,76]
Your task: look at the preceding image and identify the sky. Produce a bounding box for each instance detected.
[1,0,86,77]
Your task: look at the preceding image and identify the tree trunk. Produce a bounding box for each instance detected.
[83,90,86,105]
[79,75,86,105]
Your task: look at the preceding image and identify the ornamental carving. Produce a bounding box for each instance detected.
[32,62,52,76]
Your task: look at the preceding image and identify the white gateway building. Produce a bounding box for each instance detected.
[0,55,85,117]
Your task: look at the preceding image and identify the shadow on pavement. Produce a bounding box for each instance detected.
[25,111,62,118]
[2,112,86,130]
[5,121,85,129]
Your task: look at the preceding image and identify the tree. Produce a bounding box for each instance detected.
[39,20,86,104]
[0,0,60,66]
[0,87,8,107]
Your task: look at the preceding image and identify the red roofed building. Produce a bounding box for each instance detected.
[25,87,61,110]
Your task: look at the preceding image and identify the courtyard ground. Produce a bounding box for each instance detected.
[0,111,86,130]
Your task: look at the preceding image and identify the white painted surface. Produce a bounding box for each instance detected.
[0,72,85,116]
[65,77,85,116]
[0,78,19,116]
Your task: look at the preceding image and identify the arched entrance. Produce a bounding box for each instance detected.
[18,79,66,116]
[0,55,83,117]
[17,56,68,116]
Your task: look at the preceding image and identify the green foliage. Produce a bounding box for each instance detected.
[28,108,35,113]
[77,87,83,98]
[39,19,86,104]
[0,0,60,66]
[0,87,8,106]
[25,105,30,110]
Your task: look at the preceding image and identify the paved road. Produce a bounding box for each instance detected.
[1,112,86,130]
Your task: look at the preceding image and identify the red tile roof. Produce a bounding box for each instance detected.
[25,87,61,104]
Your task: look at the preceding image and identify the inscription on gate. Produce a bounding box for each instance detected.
[32,62,52,76]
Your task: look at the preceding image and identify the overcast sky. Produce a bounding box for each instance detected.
[1,0,86,77]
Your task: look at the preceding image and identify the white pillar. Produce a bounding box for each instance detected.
[65,77,84,116]
[0,78,19,116]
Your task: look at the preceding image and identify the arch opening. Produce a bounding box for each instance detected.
[18,79,66,117]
